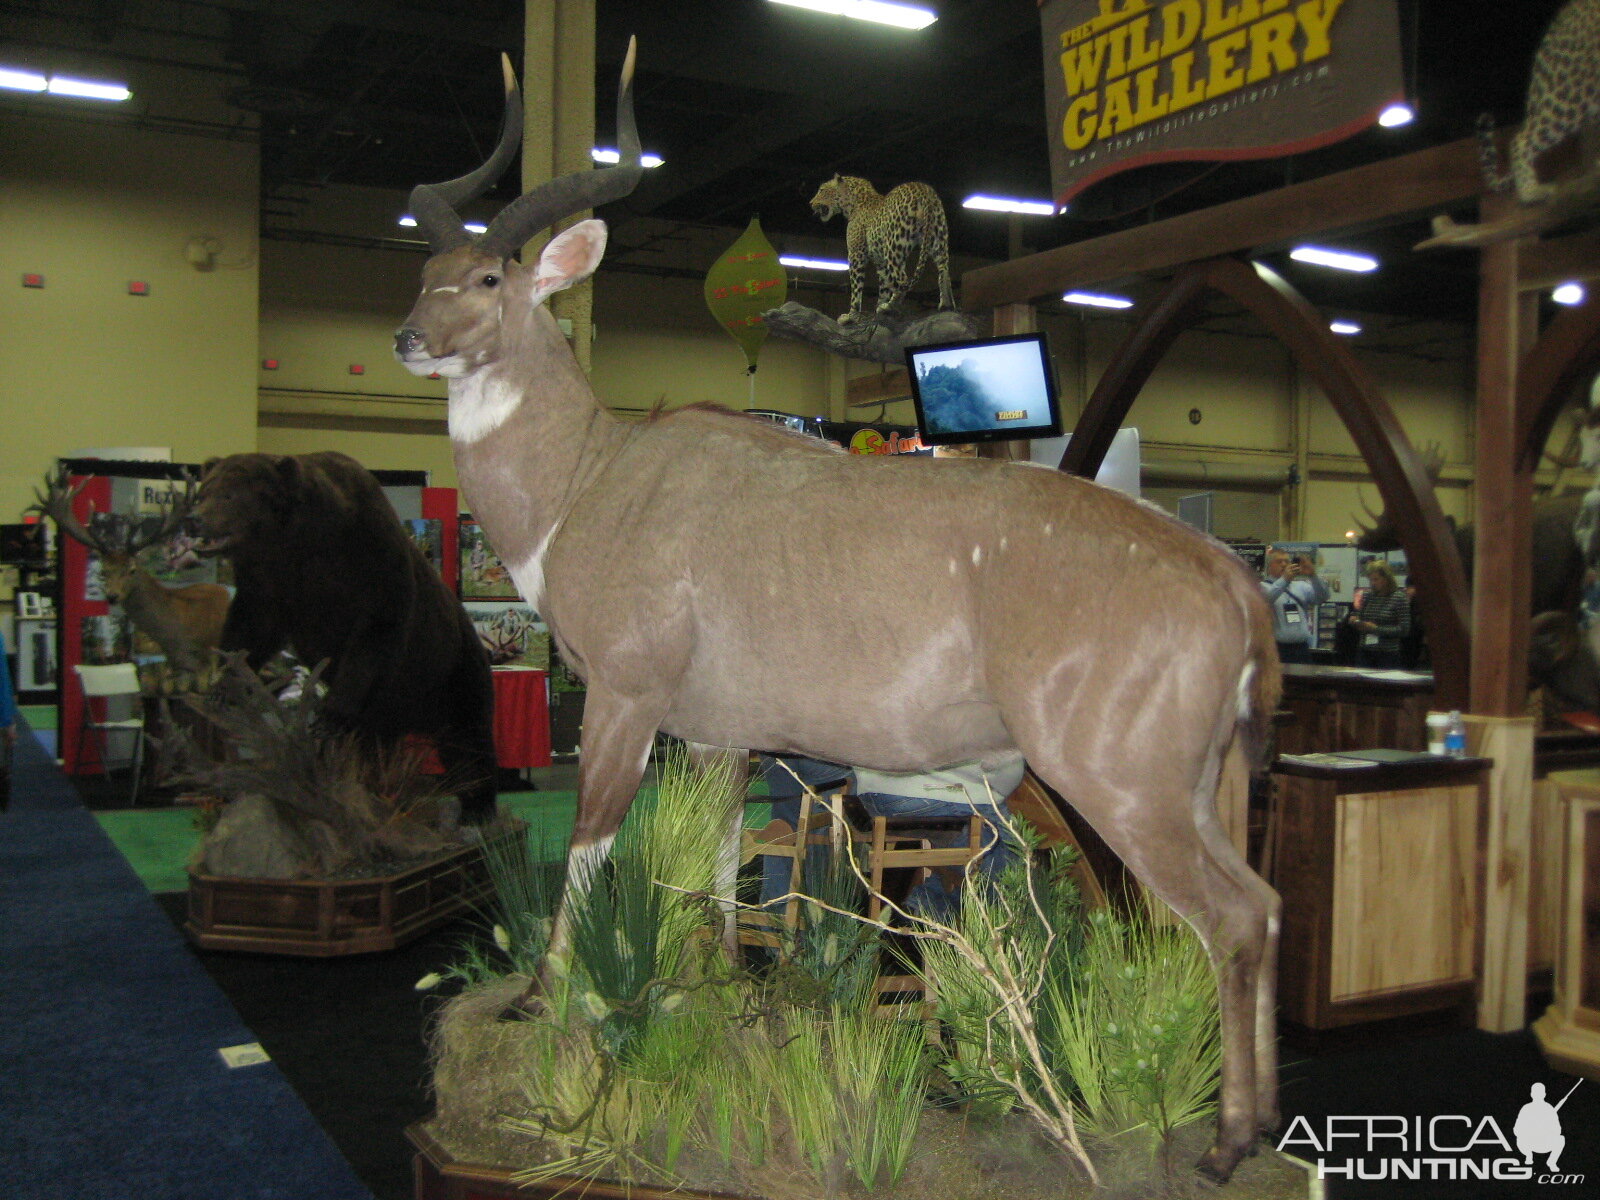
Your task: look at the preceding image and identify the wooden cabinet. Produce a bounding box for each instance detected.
[1276,664,1434,756]
[1271,756,1489,1029]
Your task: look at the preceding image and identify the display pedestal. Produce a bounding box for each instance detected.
[1533,771,1600,1082]
[1271,754,1490,1029]
[408,1122,739,1200]
[185,826,518,956]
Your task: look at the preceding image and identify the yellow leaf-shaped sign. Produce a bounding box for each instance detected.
[705,217,787,372]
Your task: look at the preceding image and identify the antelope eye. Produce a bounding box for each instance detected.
[482,273,500,288]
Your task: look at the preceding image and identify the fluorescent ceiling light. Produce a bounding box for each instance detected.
[767,1,936,30]
[0,67,47,92]
[1329,320,1362,335]
[780,255,850,271]
[47,75,131,101]
[963,194,1055,216]
[1377,103,1414,128]
[591,148,664,168]
[397,216,487,234]
[1063,290,1133,309]
[1553,282,1586,306]
[1289,245,1379,273]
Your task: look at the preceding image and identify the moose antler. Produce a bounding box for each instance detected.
[1352,442,1446,549]
[408,40,642,258]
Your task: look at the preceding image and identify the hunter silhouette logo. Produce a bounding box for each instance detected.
[1516,1081,1580,1174]
[1278,1079,1585,1184]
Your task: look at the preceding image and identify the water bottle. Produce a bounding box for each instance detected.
[1444,710,1467,758]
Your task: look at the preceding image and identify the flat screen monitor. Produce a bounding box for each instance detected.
[905,332,1062,446]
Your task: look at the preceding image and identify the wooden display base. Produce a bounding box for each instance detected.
[1532,1009,1600,1083]
[186,829,516,957]
[409,1123,743,1200]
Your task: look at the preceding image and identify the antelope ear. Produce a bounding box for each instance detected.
[530,219,607,307]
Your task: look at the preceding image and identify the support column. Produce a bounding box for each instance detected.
[524,0,598,372]
[1468,194,1535,1032]
[980,303,1037,462]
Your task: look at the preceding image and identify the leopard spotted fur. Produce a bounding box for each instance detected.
[809,174,954,324]
[1480,0,1600,205]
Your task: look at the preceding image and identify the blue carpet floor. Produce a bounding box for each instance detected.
[0,716,375,1200]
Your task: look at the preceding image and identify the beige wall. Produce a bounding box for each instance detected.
[0,112,259,521]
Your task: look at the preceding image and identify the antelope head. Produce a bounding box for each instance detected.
[394,41,643,388]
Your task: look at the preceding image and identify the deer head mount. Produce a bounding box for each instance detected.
[31,468,198,598]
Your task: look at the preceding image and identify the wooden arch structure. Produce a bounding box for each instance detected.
[1055,254,1472,708]
[1519,294,1600,473]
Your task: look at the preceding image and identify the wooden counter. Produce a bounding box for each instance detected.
[1276,665,1435,755]
[1271,754,1489,1029]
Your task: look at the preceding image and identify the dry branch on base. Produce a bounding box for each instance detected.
[760,302,984,364]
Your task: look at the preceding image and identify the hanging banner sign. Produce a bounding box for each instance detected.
[1040,0,1404,208]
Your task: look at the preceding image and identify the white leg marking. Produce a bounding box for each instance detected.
[565,833,616,899]
[507,524,560,613]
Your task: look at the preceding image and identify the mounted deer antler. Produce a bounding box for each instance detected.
[1353,442,1446,549]
[394,41,1281,1184]
[32,469,229,677]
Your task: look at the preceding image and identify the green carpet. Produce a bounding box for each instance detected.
[95,787,775,893]
[18,704,54,728]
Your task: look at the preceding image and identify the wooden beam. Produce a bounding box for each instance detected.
[1470,196,1533,716]
[962,139,1484,309]
[1518,228,1600,293]
[845,368,909,407]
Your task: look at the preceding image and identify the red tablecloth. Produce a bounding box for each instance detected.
[492,668,552,769]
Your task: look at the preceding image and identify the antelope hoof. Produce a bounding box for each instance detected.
[495,975,549,1022]
[1195,1144,1243,1186]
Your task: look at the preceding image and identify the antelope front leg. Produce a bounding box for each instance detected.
[681,742,749,956]
[510,685,665,1013]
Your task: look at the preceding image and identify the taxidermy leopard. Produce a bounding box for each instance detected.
[1479,0,1600,205]
[809,174,955,325]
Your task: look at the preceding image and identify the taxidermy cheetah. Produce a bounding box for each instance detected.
[1479,0,1600,205]
[809,174,954,324]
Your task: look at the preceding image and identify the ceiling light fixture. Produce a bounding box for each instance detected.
[0,67,130,101]
[1063,290,1133,310]
[591,148,664,168]
[398,216,487,234]
[962,195,1056,216]
[767,0,936,30]
[1553,282,1586,306]
[1289,245,1379,273]
[779,255,850,271]
[1329,320,1362,335]
[1377,103,1415,128]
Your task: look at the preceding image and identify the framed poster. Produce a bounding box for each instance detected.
[459,517,521,601]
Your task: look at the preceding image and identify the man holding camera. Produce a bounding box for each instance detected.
[1263,548,1329,665]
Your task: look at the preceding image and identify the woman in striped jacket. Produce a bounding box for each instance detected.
[1349,559,1411,669]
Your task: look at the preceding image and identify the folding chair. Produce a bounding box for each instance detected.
[73,663,147,805]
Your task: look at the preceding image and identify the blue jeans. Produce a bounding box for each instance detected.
[856,793,1017,919]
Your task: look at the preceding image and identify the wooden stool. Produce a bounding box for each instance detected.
[737,787,848,948]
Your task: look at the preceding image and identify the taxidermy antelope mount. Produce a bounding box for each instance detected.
[395,40,1282,1183]
[34,469,229,677]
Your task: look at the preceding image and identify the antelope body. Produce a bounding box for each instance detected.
[396,42,1282,1183]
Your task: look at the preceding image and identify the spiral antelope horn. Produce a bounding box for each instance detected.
[408,39,643,260]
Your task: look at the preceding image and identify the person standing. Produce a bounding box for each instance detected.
[1349,558,1411,669]
[1262,548,1329,665]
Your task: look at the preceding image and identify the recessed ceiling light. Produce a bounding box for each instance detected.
[397,216,486,234]
[1553,282,1586,306]
[46,75,131,101]
[1377,103,1414,128]
[591,148,664,168]
[0,67,47,92]
[767,1,936,30]
[780,255,850,271]
[1063,290,1133,310]
[1329,320,1362,335]
[1290,246,1379,273]
[962,195,1056,216]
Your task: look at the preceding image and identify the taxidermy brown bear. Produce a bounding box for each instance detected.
[194,451,498,825]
